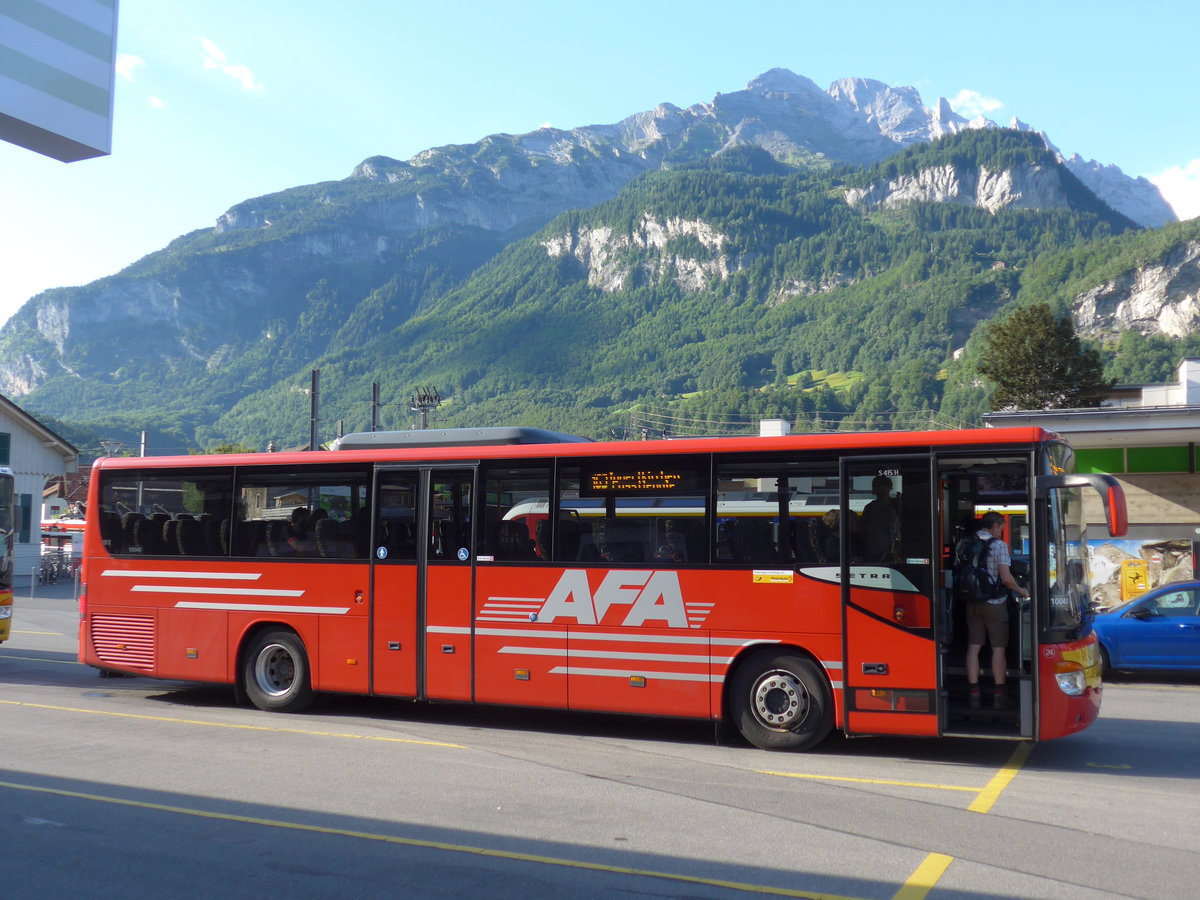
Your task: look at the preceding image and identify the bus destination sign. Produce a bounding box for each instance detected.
[579,459,702,496]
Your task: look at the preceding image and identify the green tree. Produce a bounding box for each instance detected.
[975,303,1113,410]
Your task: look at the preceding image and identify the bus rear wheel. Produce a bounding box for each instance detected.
[731,652,832,751]
[243,630,315,713]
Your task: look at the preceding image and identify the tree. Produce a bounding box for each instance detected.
[975,303,1113,410]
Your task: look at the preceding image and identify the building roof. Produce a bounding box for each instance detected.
[982,406,1200,449]
[982,358,1200,449]
[0,393,79,469]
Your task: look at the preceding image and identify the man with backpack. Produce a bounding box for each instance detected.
[964,511,1030,709]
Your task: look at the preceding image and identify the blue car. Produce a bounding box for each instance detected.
[1092,581,1200,674]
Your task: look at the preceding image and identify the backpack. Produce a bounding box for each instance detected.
[953,535,1005,602]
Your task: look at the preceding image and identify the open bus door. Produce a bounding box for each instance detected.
[840,457,940,737]
[370,466,476,701]
[937,458,1036,739]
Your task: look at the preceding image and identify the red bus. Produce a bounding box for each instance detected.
[78,426,1126,750]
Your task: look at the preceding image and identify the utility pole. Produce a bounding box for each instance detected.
[371,382,380,432]
[410,386,441,430]
[309,369,320,450]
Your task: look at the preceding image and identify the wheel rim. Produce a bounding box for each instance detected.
[254,643,297,697]
[751,668,810,731]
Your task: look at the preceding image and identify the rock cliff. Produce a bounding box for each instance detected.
[1074,240,1200,339]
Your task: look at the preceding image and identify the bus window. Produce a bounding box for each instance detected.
[479,463,551,561]
[100,468,234,557]
[558,458,707,565]
[235,469,370,559]
[714,460,841,566]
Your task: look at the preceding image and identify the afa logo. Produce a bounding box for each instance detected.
[537,569,708,628]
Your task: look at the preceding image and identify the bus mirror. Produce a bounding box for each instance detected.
[1034,473,1128,538]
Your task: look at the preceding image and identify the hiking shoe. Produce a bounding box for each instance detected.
[993,689,1012,710]
[967,686,981,709]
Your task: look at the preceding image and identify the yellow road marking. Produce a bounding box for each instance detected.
[0,778,864,900]
[12,630,64,636]
[891,853,953,900]
[766,740,1035,899]
[0,699,465,748]
[759,771,978,793]
[968,743,1031,814]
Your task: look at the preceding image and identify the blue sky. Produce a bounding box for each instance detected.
[2,0,1198,326]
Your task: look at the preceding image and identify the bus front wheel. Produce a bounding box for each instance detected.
[730,652,832,751]
[242,630,315,713]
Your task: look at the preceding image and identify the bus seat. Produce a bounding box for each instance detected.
[100,510,123,552]
[160,518,179,555]
[315,517,352,558]
[499,520,535,560]
[129,516,156,555]
[121,512,145,553]
[177,517,205,556]
[717,520,742,562]
[264,521,291,556]
[556,516,581,561]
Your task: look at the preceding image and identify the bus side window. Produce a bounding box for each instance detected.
[714,462,841,566]
[100,469,234,557]
[478,463,551,562]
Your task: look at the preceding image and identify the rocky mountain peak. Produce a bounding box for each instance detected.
[828,77,935,145]
[745,68,825,97]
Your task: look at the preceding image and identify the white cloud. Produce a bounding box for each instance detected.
[200,37,264,91]
[947,89,1004,120]
[149,96,166,109]
[116,53,145,82]
[1150,159,1200,221]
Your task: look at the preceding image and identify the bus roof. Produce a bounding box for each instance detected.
[89,426,1062,471]
[331,427,592,450]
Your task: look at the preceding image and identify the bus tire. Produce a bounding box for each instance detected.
[242,630,315,713]
[730,651,832,751]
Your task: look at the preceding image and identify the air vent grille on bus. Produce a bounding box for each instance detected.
[91,615,155,671]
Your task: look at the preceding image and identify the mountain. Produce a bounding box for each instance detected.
[0,70,1190,454]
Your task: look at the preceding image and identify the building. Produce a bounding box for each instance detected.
[0,1,119,162]
[984,358,1200,606]
[0,395,79,581]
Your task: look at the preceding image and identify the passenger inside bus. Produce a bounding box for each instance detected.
[286,507,317,556]
[858,475,901,563]
[807,510,839,564]
[654,519,688,563]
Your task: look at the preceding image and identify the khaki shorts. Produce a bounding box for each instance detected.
[966,599,1009,647]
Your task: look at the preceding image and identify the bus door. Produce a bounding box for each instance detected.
[370,466,476,701]
[939,457,1035,739]
[841,457,939,737]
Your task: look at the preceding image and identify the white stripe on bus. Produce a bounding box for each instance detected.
[102,570,263,581]
[172,601,348,614]
[549,666,720,682]
[499,646,713,665]
[133,586,304,597]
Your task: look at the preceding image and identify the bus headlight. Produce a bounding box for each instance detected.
[0,606,12,620]
[1054,660,1087,696]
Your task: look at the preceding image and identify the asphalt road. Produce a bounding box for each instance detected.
[3,584,1198,899]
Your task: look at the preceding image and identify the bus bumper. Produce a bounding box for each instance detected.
[1038,635,1103,741]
